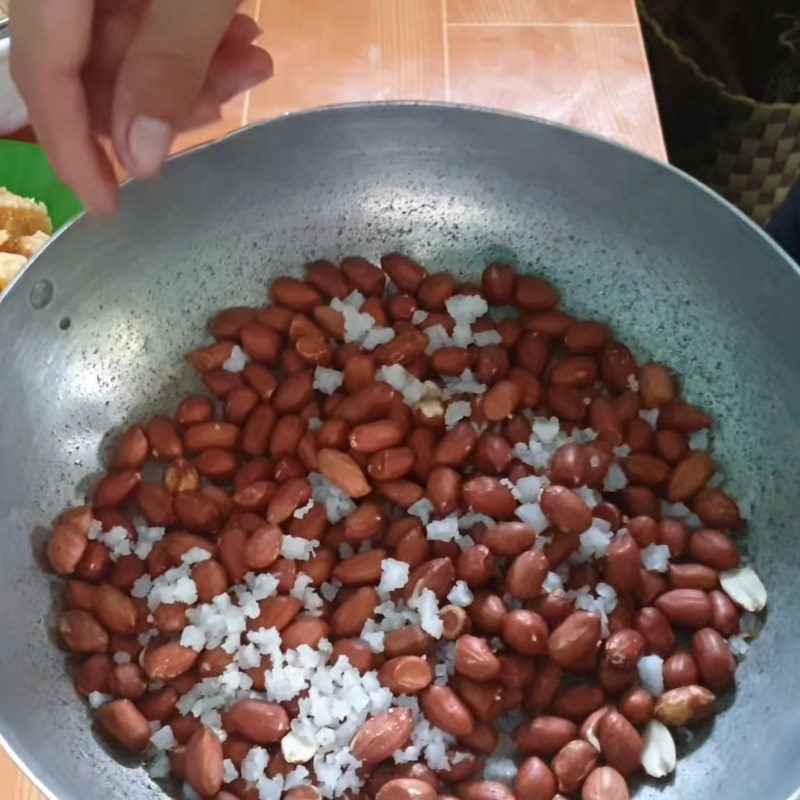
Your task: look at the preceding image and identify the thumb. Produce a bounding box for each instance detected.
[112,0,241,178]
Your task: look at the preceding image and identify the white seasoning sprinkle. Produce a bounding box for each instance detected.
[407,498,435,525]
[532,417,560,444]
[293,499,314,519]
[377,558,410,597]
[514,475,545,503]
[362,326,396,350]
[133,524,166,560]
[641,543,671,573]
[457,511,496,531]
[87,692,113,709]
[728,635,750,657]
[313,366,344,395]
[483,757,518,785]
[131,574,152,599]
[688,429,710,450]
[182,547,212,565]
[320,581,341,602]
[280,536,319,561]
[222,345,249,372]
[94,526,133,561]
[360,619,386,653]
[377,364,428,406]
[574,525,613,562]
[472,329,503,346]
[148,754,171,779]
[342,290,365,308]
[445,294,489,325]
[442,369,486,397]
[310,472,357,523]
[444,400,472,429]
[542,571,564,594]
[638,654,665,697]
[241,746,270,783]
[411,309,429,325]
[150,725,178,751]
[426,516,460,542]
[223,759,239,784]
[515,503,548,533]
[603,462,628,492]
[180,625,207,652]
[146,564,198,610]
[639,408,659,427]
[409,589,444,638]
[446,580,474,608]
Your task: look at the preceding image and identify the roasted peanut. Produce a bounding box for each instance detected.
[596,710,643,775]
[59,610,108,653]
[692,628,736,688]
[420,685,475,736]
[351,708,414,764]
[514,716,578,757]
[224,700,290,745]
[506,549,548,599]
[548,611,601,668]
[654,685,716,726]
[514,756,557,800]
[552,739,598,793]
[663,651,700,689]
[655,589,712,629]
[41,259,763,797]
[582,767,629,800]
[454,635,502,682]
[97,700,152,752]
[379,656,434,695]
[618,687,654,726]
[502,610,549,656]
[689,529,740,570]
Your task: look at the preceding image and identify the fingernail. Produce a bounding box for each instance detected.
[126,116,172,179]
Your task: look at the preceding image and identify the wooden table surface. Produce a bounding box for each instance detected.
[2,0,664,797]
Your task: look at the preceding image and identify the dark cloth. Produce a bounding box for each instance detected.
[767,179,800,263]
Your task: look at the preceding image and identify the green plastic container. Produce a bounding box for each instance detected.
[0,139,82,228]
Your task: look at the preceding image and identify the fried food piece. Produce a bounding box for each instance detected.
[0,187,52,240]
[0,252,28,290]
[0,188,53,290]
[6,229,50,259]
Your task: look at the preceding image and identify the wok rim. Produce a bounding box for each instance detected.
[1,100,797,308]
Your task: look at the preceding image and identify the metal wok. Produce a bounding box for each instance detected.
[0,103,797,799]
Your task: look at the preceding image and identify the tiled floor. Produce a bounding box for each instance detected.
[446,24,664,157]
[173,0,665,160]
[447,0,637,24]
[2,751,41,800]
[4,1,664,797]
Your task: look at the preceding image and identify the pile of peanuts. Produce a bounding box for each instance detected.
[46,254,764,800]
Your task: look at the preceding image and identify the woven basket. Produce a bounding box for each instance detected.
[639,1,800,224]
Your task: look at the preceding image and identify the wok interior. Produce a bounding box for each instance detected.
[0,104,798,799]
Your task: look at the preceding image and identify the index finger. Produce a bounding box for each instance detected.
[11,0,118,216]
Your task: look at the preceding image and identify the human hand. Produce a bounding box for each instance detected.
[10,0,272,216]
